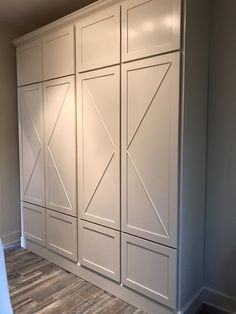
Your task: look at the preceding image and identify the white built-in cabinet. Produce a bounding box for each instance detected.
[22,202,46,246]
[122,0,181,61]
[15,0,209,312]
[44,76,77,216]
[18,83,45,207]
[42,26,75,80]
[79,220,120,282]
[76,6,120,72]
[122,233,177,308]
[17,27,78,262]
[78,66,120,229]
[16,40,42,86]
[122,52,179,248]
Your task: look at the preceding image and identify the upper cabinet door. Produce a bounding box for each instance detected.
[122,53,179,248]
[16,40,43,86]
[122,0,181,62]
[78,66,120,229]
[76,6,120,72]
[18,84,45,207]
[42,25,75,80]
[44,76,77,216]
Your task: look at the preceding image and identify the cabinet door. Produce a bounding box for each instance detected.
[46,209,77,261]
[79,220,120,282]
[76,6,120,72]
[22,202,46,247]
[18,84,45,207]
[16,39,42,86]
[78,66,120,229]
[44,76,77,216]
[122,53,179,248]
[122,0,181,62]
[42,25,75,80]
[122,233,177,308]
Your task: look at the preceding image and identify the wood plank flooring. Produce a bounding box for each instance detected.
[5,245,229,314]
[5,245,145,314]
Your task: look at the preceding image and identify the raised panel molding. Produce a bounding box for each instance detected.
[42,25,75,80]
[122,0,181,62]
[122,233,177,309]
[76,5,120,72]
[18,84,45,207]
[122,53,179,248]
[22,202,46,247]
[44,76,77,216]
[46,209,78,261]
[16,39,43,86]
[79,220,120,282]
[78,66,120,229]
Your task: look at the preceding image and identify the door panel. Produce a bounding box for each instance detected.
[76,6,120,72]
[44,76,77,216]
[122,233,177,308]
[22,202,46,247]
[79,220,120,282]
[78,66,120,229]
[42,25,75,80]
[18,84,45,207]
[122,53,179,247]
[122,0,181,62]
[16,40,43,86]
[46,209,77,261]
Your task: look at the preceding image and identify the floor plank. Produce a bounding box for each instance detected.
[5,245,145,314]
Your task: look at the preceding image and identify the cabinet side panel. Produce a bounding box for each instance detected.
[179,0,210,309]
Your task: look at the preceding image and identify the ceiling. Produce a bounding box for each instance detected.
[0,0,97,35]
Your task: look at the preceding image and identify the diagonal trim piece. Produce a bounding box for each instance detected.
[84,80,115,148]
[127,151,169,238]
[47,146,72,210]
[47,82,70,146]
[127,62,172,150]
[84,152,115,212]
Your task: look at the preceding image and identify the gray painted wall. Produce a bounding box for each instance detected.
[0,22,21,245]
[205,0,236,298]
[179,0,210,309]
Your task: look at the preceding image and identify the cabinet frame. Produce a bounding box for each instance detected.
[18,83,45,207]
[121,52,180,248]
[76,5,121,72]
[122,0,181,62]
[44,75,77,217]
[77,66,120,229]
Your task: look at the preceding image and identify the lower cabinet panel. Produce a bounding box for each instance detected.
[22,202,46,247]
[46,209,77,262]
[122,233,177,309]
[79,220,120,282]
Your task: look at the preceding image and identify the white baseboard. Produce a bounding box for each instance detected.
[1,231,21,247]
[180,286,236,314]
[178,288,205,314]
[203,287,236,313]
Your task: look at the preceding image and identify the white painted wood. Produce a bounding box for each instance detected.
[79,220,120,282]
[42,25,75,80]
[122,0,181,62]
[16,39,43,86]
[18,84,45,207]
[122,233,177,309]
[77,66,120,229]
[122,53,179,248]
[22,202,46,246]
[46,209,77,261]
[76,5,120,72]
[44,76,77,216]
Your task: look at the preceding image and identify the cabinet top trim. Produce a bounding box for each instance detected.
[13,0,122,47]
